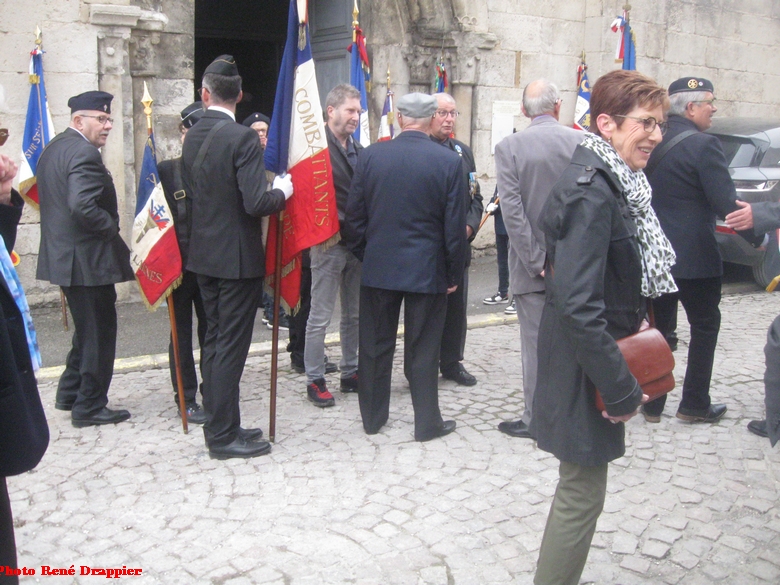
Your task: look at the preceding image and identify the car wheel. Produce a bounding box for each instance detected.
[753,231,780,289]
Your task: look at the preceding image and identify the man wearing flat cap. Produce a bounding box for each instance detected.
[182,55,293,460]
[36,90,135,427]
[156,101,207,425]
[343,92,467,442]
[643,77,764,424]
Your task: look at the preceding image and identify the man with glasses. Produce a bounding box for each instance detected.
[494,79,582,439]
[36,91,135,427]
[643,77,763,424]
[430,93,483,387]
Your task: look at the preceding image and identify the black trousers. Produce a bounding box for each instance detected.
[440,270,468,375]
[56,285,117,417]
[168,271,206,405]
[0,478,18,585]
[645,276,721,415]
[287,263,312,368]
[197,275,264,448]
[358,285,447,440]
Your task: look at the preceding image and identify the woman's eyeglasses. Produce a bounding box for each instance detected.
[613,115,667,135]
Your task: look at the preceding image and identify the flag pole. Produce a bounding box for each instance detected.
[269,213,283,442]
[478,196,499,232]
[142,82,188,434]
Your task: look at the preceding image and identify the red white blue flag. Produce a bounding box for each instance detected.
[19,40,55,208]
[574,57,591,131]
[348,22,370,147]
[377,88,395,141]
[434,58,448,93]
[264,0,339,310]
[611,10,636,70]
[131,131,182,309]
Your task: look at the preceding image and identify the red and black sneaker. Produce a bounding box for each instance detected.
[340,372,359,393]
[307,378,335,408]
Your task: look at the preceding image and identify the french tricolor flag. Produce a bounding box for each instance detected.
[377,88,395,142]
[264,0,339,310]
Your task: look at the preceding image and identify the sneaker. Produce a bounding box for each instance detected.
[504,300,517,315]
[483,292,509,305]
[340,372,359,393]
[306,378,335,407]
[266,313,290,331]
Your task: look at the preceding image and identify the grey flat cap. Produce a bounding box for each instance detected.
[396,93,438,118]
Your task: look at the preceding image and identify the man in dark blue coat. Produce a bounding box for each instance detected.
[0,154,49,583]
[645,77,763,423]
[343,93,467,442]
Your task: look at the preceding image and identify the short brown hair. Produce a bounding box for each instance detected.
[589,70,669,137]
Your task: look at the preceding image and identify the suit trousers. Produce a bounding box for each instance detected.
[534,460,608,585]
[287,264,312,369]
[56,285,117,417]
[645,276,721,415]
[168,270,206,405]
[515,291,546,425]
[197,275,264,448]
[304,244,361,382]
[0,478,18,585]
[496,233,509,297]
[440,270,469,375]
[358,286,447,440]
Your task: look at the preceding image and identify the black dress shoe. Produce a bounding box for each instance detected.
[416,420,456,442]
[676,403,727,423]
[72,407,131,428]
[177,402,207,425]
[291,361,305,374]
[747,419,768,438]
[208,437,272,460]
[442,365,477,386]
[324,358,339,374]
[238,427,264,442]
[497,419,534,438]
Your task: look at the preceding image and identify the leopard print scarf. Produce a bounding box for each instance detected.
[581,132,677,298]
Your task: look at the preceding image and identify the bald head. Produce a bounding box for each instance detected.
[522,79,561,119]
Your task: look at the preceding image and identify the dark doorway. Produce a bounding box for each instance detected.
[194,0,355,123]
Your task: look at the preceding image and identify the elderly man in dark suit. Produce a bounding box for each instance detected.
[36,90,135,428]
[343,92,467,442]
[429,93,483,387]
[182,55,293,460]
[644,77,763,423]
[494,79,582,439]
[1,153,49,584]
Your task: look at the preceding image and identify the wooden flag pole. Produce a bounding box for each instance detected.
[142,82,188,434]
[269,212,284,442]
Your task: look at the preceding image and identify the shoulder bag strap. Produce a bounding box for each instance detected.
[644,129,697,178]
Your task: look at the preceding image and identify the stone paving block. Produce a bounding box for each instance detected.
[620,555,651,574]
[642,540,671,559]
[611,532,639,554]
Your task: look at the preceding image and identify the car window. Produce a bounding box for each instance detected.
[761,147,780,168]
[716,136,757,168]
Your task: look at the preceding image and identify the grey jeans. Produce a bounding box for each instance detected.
[304,243,361,383]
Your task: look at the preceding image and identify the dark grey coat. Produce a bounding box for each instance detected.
[36,128,134,286]
[530,145,644,467]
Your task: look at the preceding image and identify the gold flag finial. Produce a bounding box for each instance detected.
[142,81,154,132]
[35,26,42,46]
[352,0,359,43]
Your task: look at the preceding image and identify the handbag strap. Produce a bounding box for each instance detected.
[646,298,656,327]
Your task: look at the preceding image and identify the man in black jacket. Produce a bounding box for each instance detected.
[36,90,134,428]
[430,93,483,387]
[181,55,293,460]
[645,77,764,423]
[157,101,207,424]
[0,153,49,583]
[303,84,363,407]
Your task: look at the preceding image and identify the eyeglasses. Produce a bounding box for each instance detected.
[692,98,717,105]
[613,115,667,135]
[434,109,459,119]
[0,128,7,146]
[80,115,114,126]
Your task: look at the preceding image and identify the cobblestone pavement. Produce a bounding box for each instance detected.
[8,292,780,584]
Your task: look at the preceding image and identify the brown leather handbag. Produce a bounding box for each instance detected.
[595,303,675,412]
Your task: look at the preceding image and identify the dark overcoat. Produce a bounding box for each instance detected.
[0,191,49,477]
[530,145,644,467]
[36,128,133,286]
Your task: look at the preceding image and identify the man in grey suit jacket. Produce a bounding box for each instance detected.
[494,80,582,439]
[36,90,135,428]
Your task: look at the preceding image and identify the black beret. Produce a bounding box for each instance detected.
[180,101,204,128]
[204,55,239,77]
[668,77,714,95]
[68,90,113,114]
[242,112,271,127]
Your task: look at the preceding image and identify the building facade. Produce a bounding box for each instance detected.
[1,0,779,304]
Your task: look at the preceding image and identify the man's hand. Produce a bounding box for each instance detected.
[725,199,754,231]
[272,173,294,200]
[0,154,18,206]
[601,394,649,423]
[447,285,458,295]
